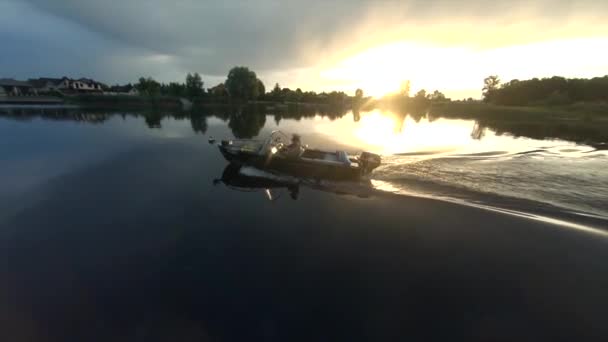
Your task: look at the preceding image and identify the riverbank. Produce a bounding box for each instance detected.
[6,93,607,118]
[430,101,608,119]
[0,95,63,105]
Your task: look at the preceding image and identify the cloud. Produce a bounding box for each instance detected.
[0,1,188,84]
[2,0,608,89]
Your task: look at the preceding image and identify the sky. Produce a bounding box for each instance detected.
[1,0,608,98]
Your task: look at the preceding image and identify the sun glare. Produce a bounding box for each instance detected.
[320,42,473,97]
[319,38,608,98]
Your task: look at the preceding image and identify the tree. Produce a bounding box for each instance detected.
[281,87,292,101]
[430,90,446,101]
[208,83,227,97]
[272,83,281,93]
[165,82,185,97]
[136,77,160,97]
[185,72,204,99]
[301,90,318,103]
[414,89,427,99]
[225,66,264,101]
[326,91,347,105]
[353,88,365,110]
[478,75,608,106]
[257,79,266,99]
[294,88,303,102]
[355,88,364,99]
[482,75,500,102]
[269,83,282,102]
[400,81,411,97]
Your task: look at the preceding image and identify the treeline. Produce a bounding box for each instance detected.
[133,67,351,106]
[135,72,206,99]
[262,83,349,106]
[483,75,608,106]
[360,87,450,114]
[120,66,454,111]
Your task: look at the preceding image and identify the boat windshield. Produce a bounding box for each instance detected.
[268,130,290,146]
[264,130,291,152]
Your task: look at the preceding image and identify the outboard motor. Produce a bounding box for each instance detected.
[359,152,382,175]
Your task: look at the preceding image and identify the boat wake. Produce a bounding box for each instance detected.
[371,146,608,229]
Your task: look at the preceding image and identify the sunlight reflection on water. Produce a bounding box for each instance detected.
[269,110,608,221]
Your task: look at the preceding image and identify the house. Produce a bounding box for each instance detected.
[71,78,105,93]
[29,77,105,93]
[108,84,139,96]
[127,86,139,96]
[0,79,37,96]
[28,77,64,92]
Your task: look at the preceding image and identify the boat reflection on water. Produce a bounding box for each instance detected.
[214,164,376,201]
[214,164,301,200]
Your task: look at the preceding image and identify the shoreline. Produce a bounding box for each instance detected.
[2,94,607,117]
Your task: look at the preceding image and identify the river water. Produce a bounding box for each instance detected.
[1,106,608,341]
[1,107,607,227]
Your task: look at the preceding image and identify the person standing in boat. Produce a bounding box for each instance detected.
[283,134,302,158]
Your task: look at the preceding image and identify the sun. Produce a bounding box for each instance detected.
[320,43,415,97]
[319,42,465,97]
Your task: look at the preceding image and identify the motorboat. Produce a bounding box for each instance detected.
[218,131,381,181]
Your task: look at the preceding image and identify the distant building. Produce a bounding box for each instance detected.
[71,78,105,93]
[0,78,37,96]
[29,77,105,93]
[28,77,64,92]
[108,84,139,96]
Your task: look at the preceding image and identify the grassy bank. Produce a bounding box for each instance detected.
[430,102,608,120]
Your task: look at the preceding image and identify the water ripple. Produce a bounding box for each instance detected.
[373,148,608,224]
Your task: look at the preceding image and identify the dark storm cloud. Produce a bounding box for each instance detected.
[17,0,372,75]
[0,1,185,83]
[2,0,606,84]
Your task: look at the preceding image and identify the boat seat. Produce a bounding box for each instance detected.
[241,143,262,153]
[234,140,266,154]
[300,150,352,167]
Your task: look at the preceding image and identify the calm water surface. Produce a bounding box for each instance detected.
[6,107,604,222]
[1,107,608,341]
